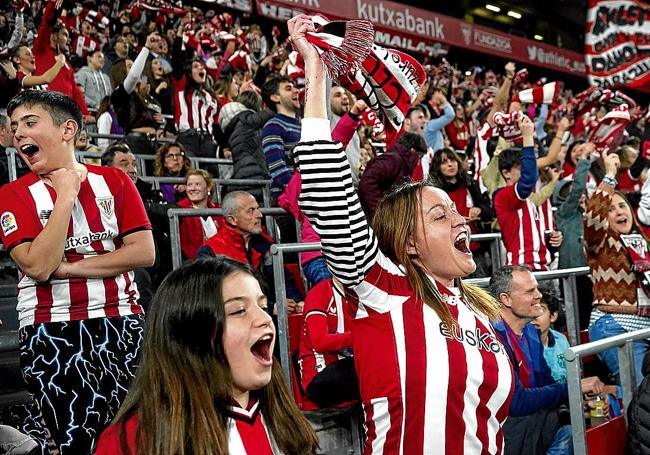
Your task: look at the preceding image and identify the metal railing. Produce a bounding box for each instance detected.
[141,177,271,205]
[270,242,322,385]
[469,232,504,272]
[467,266,590,347]
[565,328,650,455]
[167,207,289,270]
[269,233,514,388]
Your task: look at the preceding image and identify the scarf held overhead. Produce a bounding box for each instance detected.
[304,16,426,134]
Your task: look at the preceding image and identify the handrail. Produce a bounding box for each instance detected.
[268,237,542,389]
[5,148,17,182]
[87,132,177,144]
[565,327,650,455]
[167,207,288,270]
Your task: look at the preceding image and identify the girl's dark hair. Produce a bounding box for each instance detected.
[112,257,318,455]
[429,148,471,187]
[565,140,586,167]
[96,96,112,119]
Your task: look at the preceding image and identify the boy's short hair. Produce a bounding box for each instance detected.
[539,285,562,315]
[262,75,291,113]
[498,147,522,173]
[7,91,83,139]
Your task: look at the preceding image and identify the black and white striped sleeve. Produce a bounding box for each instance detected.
[295,118,378,287]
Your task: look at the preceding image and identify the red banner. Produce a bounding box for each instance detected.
[255,0,587,76]
[585,0,650,90]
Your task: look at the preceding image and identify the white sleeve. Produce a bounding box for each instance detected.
[96,112,112,149]
[123,47,150,94]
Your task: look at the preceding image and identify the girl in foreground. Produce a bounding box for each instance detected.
[94,257,318,455]
[289,14,513,454]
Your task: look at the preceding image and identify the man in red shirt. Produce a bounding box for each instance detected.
[32,0,94,123]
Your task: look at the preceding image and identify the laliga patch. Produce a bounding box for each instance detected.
[1,212,18,236]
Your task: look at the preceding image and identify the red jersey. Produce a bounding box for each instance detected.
[618,169,641,193]
[174,77,219,135]
[296,137,514,454]
[445,120,470,152]
[298,280,353,390]
[494,185,551,270]
[95,398,279,455]
[0,165,151,328]
[33,0,90,115]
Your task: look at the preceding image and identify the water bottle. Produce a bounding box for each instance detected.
[590,396,606,426]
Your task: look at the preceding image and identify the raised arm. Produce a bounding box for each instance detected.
[486,62,515,128]
[23,54,65,87]
[514,115,538,200]
[123,35,157,94]
[290,14,378,287]
[537,116,570,169]
[584,153,619,254]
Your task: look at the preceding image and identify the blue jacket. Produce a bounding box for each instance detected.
[492,320,568,417]
[423,103,454,152]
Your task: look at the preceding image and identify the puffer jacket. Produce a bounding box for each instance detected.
[223,109,274,202]
[627,353,650,455]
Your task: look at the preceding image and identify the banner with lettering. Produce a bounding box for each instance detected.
[585,0,650,90]
[255,0,587,76]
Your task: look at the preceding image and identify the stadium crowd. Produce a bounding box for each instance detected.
[0,0,649,453]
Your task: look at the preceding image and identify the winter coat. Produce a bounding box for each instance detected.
[628,352,650,455]
[223,109,274,202]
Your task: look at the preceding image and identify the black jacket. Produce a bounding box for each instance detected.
[628,353,650,454]
[222,109,274,201]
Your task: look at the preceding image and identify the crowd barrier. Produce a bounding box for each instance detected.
[4,148,236,183]
[268,234,517,388]
[167,207,291,270]
[140,176,271,205]
[565,328,650,454]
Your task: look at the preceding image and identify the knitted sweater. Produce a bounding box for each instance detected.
[584,181,639,313]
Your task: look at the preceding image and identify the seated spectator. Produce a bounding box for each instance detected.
[75,129,103,155]
[95,257,319,455]
[178,169,224,260]
[531,287,571,384]
[298,279,359,408]
[490,265,604,455]
[429,148,494,276]
[75,50,112,113]
[197,190,303,314]
[585,153,650,386]
[219,90,274,203]
[358,132,428,221]
[154,142,193,203]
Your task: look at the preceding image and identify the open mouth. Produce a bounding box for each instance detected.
[251,333,273,365]
[453,231,471,255]
[20,144,40,157]
[616,217,628,226]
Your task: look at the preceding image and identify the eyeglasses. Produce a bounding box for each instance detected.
[165,153,184,159]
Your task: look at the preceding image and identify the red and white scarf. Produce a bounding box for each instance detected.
[305,15,426,134]
[588,104,631,153]
[620,234,650,316]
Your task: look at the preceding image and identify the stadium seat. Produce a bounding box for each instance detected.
[585,414,626,455]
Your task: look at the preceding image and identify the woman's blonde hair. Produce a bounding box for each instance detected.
[185,168,216,196]
[372,180,501,328]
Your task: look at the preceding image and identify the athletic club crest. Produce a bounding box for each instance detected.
[95,196,114,218]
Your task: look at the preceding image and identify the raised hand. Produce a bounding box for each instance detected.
[287,15,319,63]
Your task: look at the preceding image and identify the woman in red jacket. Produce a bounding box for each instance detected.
[178,169,225,259]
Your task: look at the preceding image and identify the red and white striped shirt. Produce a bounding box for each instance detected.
[0,165,151,328]
[70,35,99,58]
[494,185,551,271]
[295,133,513,454]
[298,279,353,390]
[174,78,219,135]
